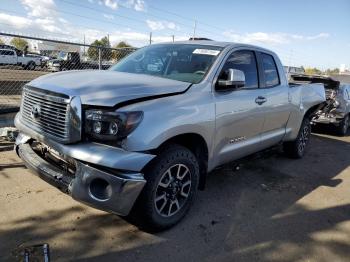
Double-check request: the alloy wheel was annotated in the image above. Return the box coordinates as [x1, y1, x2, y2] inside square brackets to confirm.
[343, 116, 349, 134]
[298, 124, 310, 154]
[154, 164, 192, 217]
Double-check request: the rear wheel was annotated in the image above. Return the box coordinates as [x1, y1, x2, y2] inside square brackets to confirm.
[284, 117, 311, 158]
[336, 115, 349, 136]
[26, 61, 36, 70]
[130, 144, 199, 231]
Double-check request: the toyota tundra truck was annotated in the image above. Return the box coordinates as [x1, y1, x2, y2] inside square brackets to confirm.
[14, 41, 326, 230]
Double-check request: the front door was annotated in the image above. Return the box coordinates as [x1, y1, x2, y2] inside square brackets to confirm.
[213, 50, 265, 167]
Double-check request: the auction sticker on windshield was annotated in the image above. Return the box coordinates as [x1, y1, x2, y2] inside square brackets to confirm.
[193, 49, 220, 56]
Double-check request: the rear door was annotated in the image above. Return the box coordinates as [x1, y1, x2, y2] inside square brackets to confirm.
[0, 50, 6, 64]
[0, 50, 15, 64]
[5, 50, 17, 65]
[257, 52, 291, 148]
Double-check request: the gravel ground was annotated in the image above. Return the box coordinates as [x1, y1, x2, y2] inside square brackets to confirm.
[0, 128, 349, 262]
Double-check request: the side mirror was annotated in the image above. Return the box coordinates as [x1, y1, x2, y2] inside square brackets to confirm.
[216, 69, 245, 91]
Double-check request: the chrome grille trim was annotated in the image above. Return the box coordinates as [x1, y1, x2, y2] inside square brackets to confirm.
[19, 86, 79, 143]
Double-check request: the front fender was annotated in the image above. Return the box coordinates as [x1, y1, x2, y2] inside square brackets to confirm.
[121, 92, 216, 153]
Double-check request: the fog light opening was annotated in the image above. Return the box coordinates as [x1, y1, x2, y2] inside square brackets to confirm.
[89, 178, 112, 201]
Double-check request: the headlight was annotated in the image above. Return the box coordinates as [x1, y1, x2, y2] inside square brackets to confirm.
[333, 100, 340, 108]
[85, 110, 143, 141]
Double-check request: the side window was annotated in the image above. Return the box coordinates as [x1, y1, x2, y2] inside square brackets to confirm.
[4, 50, 14, 56]
[219, 50, 259, 89]
[261, 53, 280, 87]
[346, 88, 350, 100]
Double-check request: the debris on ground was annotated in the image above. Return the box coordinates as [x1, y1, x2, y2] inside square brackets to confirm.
[0, 127, 18, 142]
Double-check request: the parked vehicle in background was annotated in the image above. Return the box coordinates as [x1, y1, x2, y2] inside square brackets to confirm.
[15, 41, 326, 230]
[292, 75, 350, 135]
[0, 44, 22, 55]
[284, 66, 305, 80]
[25, 53, 51, 68]
[0, 48, 41, 70]
[47, 51, 110, 71]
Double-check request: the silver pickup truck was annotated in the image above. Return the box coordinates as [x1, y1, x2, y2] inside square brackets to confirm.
[15, 41, 325, 230]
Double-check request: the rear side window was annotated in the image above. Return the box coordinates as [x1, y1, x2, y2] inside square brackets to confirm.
[261, 53, 280, 87]
[219, 50, 259, 88]
[3, 50, 14, 56]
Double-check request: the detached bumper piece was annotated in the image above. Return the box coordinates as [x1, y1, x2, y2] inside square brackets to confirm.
[17, 143, 146, 216]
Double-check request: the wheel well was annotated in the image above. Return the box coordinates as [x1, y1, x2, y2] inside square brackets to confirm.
[305, 103, 323, 119]
[152, 133, 209, 190]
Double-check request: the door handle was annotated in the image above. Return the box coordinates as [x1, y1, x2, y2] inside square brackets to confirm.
[255, 96, 267, 105]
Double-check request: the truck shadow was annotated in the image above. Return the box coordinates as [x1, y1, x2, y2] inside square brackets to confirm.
[1, 134, 349, 261]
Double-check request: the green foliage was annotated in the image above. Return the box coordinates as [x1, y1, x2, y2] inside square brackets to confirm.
[87, 36, 112, 61]
[325, 68, 340, 75]
[114, 41, 132, 48]
[305, 67, 340, 76]
[10, 37, 28, 50]
[112, 41, 134, 60]
[305, 67, 323, 75]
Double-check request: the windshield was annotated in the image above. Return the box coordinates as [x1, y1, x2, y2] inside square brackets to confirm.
[109, 44, 223, 84]
[57, 51, 68, 60]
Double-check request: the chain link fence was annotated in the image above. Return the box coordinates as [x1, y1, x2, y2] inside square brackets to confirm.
[0, 32, 137, 114]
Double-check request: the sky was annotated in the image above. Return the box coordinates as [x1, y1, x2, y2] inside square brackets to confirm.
[0, 0, 349, 69]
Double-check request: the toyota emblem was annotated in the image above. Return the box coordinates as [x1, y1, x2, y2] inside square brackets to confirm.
[30, 104, 41, 120]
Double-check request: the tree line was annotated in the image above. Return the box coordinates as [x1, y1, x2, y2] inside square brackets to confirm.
[304, 67, 340, 75]
[86, 36, 134, 61]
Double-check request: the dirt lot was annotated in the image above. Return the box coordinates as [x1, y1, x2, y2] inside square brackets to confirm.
[0, 129, 349, 262]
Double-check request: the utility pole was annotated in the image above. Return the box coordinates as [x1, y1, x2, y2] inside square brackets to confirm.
[149, 32, 152, 45]
[83, 34, 85, 56]
[287, 49, 293, 79]
[193, 20, 197, 39]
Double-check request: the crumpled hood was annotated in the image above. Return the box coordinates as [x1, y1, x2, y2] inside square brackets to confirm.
[29, 70, 191, 107]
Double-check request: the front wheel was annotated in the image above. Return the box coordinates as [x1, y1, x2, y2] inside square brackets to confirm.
[336, 115, 349, 136]
[26, 61, 36, 70]
[130, 144, 199, 231]
[283, 117, 311, 159]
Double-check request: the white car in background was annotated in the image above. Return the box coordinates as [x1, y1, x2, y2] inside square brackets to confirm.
[284, 66, 305, 80]
[0, 48, 42, 70]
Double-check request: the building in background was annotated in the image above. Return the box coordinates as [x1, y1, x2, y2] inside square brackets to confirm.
[30, 40, 80, 57]
[340, 64, 350, 75]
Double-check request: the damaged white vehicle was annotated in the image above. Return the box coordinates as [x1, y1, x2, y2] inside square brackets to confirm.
[292, 75, 350, 136]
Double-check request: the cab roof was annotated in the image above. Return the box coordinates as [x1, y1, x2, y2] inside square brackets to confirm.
[156, 40, 276, 54]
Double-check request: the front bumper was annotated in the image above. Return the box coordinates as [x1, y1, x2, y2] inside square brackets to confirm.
[16, 140, 147, 216]
[47, 65, 61, 72]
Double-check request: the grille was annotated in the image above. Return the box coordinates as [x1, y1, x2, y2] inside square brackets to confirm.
[21, 86, 70, 141]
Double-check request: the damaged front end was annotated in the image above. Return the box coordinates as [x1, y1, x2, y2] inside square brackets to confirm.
[291, 75, 346, 125]
[14, 85, 156, 216]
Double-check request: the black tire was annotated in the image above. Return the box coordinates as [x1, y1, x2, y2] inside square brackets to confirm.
[336, 115, 349, 136]
[27, 61, 36, 70]
[130, 144, 199, 231]
[283, 117, 311, 159]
